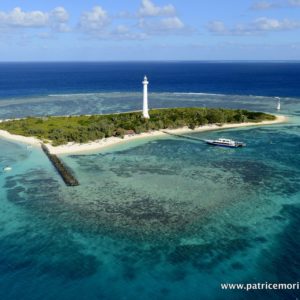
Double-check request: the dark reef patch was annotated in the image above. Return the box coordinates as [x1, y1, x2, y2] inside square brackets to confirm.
[6, 186, 26, 204]
[252, 204, 300, 300]
[253, 236, 267, 243]
[231, 262, 244, 270]
[266, 215, 286, 222]
[212, 159, 300, 197]
[5, 169, 60, 207]
[0, 229, 99, 281]
[40, 252, 99, 280]
[169, 267, 187, 282]
[3, 178, 18, 188]
[122, 265, 137, 281]
[110, 164, 180, 177]
[168, 238, 252, 270]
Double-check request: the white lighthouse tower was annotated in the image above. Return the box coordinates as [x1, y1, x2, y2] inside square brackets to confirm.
[142, 76, 150, 119]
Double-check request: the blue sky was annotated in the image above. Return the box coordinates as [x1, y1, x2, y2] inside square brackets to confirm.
[0, 0, 300, 61]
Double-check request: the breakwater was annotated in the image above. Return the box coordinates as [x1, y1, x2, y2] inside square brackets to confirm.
[41, 144, 79, 186]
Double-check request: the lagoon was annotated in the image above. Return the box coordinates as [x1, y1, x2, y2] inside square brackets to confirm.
[0, 62, 300, 300]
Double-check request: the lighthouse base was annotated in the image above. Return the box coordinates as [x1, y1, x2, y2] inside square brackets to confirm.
[143, 112, 150, 119]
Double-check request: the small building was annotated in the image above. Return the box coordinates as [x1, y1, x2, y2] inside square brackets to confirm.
[126, 130, 135, 136]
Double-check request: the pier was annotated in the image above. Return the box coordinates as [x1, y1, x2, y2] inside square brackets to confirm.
[41, 144, 79, 186]
[162, 131, 205, 143]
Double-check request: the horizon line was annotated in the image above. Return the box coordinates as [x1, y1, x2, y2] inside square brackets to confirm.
[1, 59, 300, 63]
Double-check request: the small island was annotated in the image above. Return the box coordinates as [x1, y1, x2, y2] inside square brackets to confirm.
[0, 107, 282, 154]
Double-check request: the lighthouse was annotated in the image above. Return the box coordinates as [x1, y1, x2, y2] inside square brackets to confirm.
[142, 76, 150, 119]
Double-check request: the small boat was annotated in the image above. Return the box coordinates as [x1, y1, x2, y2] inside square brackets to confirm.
[3, 166, 12, 172]
[205, 138, 246, 148]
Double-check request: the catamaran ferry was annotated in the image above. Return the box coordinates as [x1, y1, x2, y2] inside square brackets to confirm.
[205, 138, 246, 148]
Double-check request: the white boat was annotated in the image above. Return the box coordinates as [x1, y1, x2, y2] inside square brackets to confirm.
[3, 166, 12, 172]
[205, 138, 246, 148]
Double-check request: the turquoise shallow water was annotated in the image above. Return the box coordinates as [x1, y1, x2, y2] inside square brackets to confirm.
[0, 91, 295, 119]
[0, 93, 300, 300]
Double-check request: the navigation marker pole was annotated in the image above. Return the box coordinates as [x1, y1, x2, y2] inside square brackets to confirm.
[276, 97, 281, 111]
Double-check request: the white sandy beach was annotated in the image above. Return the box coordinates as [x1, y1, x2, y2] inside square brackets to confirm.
[0, 115, 287, 155]
[0, 129, 42, 147]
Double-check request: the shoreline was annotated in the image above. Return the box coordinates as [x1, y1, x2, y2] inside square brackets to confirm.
[0, 115, 287, 155]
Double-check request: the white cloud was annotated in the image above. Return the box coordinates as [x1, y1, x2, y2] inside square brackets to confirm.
[250, 0, 300, 9]
[78, 2, 189, 39]
[110, 25, 147, 40]
[50, 7, 70, 32]
[113, 25, 130, 34]
[139, 16, 186, 34]
[138, 0, 176, 17]
[288, 0, 300, 5]
[0, 7, 70, 32]
[115, 11, 135, 19]
[207, 17, 300, 35]
[0, 7, 69, 32]
[54, 23, 70, 33]
[0, 2, 190, 40]
[207, 21, 227, 34]
[252, 17, 300, 30]
[160, 17, 184, 29]
[250, 1, 279, 10]
[136, 0, 187, 35]
[50, 7, 69, 23]
[0, 7, 48, 27]
[79, 6, 110, 32]
[78, 7, 147, 40]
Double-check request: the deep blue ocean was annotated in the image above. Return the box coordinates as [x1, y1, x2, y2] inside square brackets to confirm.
[1, 62, 300, 99]
[0, 62, 300, 300]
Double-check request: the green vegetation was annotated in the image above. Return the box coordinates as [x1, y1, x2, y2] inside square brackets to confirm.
[0, 108, 275, 146]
